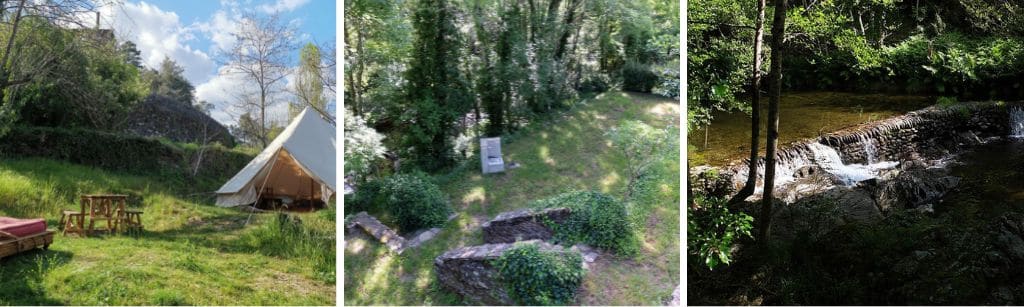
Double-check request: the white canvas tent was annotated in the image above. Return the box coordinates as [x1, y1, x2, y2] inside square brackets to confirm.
[215, 107, 337, 207]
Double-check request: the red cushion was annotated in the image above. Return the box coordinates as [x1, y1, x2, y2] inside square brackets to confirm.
[0, 217, 47, 237]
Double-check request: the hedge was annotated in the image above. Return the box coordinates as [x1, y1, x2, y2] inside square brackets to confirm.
[0, 126, 252, 180]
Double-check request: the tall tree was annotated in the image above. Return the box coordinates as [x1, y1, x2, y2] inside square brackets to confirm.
[401, 0, 473, 171]
[759, 0, 787, 245]
[293, 42, 328, 118]
[730, 0, 767, 204]
[118, 40, 143, 69]
[222, 12, 296, 148]
[0, 0, 106, 136]
[146, 56, 195, 105]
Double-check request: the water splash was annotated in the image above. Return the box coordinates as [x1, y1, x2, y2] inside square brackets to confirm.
[863, 136, 878, 164]
[1011, 106, 1024, 137]
[755, 142, 898, 196]
[807, 143, 897, 186]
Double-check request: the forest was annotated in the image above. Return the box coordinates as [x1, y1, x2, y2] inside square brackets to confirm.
[344, 0, 680, 305]
[688, 0, 1024, 305]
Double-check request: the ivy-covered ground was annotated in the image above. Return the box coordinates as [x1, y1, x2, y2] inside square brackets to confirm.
[344, 91, 681, 305]
[0, 158, 336, 305]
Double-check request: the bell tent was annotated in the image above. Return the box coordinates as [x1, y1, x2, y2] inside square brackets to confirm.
[215, 107, 336, 208]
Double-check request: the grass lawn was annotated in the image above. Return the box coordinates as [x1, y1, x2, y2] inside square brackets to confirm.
[0, 158, 336, 305]
[344, 91, 681, 305]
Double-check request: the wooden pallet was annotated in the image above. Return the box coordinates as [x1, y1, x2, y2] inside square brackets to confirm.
[0, 229, 55, 260]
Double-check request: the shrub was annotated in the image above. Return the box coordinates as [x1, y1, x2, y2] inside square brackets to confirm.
[578, 74, 611, 93]
[344, 108, 386, 181]
[606, 120, 674, 201]
[687, 194, 753, 270]
[344, 179, 384, 216]
[495, 243, 584, 305]
[0, 126, 252, 180]
[379, 173, 452, 232]
[532, 191, 640, 256]
[621, 61, 659, 93]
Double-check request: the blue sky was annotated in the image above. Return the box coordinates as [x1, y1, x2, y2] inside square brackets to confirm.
[100, 0, 337, 125]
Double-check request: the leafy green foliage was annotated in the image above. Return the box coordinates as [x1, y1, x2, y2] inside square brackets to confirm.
[142, 57, 195, 106]
[401, 0, 473, 171]
[376, 173, 452, 232]
[15, 19, 148, 130]
[532, 191, 640, 256]
[606, 120, 675, 200]
[687, 194, 753, 270]
[496, 243, 585, 306]
[344, 108, 386, 182]
[621, 61, 659, 93]
[0, 126, 251, 179]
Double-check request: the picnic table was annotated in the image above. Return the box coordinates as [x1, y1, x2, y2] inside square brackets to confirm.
[60, 194, 143, 236]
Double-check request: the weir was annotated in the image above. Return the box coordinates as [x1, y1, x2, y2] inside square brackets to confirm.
[698, 102, 1017, 203]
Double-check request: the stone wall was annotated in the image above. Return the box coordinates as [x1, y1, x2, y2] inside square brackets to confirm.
[719, 102, 1014, 194]
[433, 240, 573, 305]
[481, 207, 572, 244]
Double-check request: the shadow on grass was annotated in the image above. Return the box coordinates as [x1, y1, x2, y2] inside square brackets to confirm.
[0, 248, 74, 305]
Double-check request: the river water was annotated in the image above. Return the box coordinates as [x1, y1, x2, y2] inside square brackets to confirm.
[689, 92, 933, 166]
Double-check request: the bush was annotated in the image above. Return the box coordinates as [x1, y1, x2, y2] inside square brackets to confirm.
[495, 243, 584, 305]
[687, 194, 753, 270]
[344, 179, 384, 216]
[379, 173, 452, 232]
[0, 126, 253, 180]
[578, 74, 611, 93]
[621, 61, 659, 93]
[532, 191, 640, 256]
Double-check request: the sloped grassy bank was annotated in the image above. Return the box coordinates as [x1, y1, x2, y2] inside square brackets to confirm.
[345, 91, 680, 305]
[0, 129, 336, 305]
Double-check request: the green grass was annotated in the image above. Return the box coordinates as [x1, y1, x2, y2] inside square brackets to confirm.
[0, 158, 335, 305]
[344, 91, 681, 305]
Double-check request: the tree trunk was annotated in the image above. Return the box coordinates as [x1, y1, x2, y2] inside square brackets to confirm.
[355, 26, 367, 116]
[759, 0, 787, 247]
[0, 0, 25, 95]
[729, 0, 767, 205]
[554, 0, 582, 60]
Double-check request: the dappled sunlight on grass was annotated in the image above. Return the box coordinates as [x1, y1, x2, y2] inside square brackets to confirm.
[648, 102, 680, 118]
[346, 237, 368, 254]
[415, 267, 432, 289]
[461, 186, 486, 205]
[600, 172, 620, 194]
[539, 145, 557, 166]
[345, 91, 679, 305]
[362, 253, 398, 297]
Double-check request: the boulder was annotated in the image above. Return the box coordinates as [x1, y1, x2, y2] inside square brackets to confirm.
[434, 240, 573, 305]
[689, 165, 736, 198]
[482, 207, 571, 244]
[874, 167, 959, 212]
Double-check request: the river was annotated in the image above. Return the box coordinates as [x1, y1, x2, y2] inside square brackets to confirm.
[688, 92, 933, 166]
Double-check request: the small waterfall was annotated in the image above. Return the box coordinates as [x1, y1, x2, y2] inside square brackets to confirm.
[1011, 106, 1024, 137]
[806, 143, 897, 186]
[863, 136, 878, 164]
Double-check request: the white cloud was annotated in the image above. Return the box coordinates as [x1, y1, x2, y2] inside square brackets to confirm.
[102, 1, 216, 83]
[258, 0, 311, 13]
[196, 66, 295, 126]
